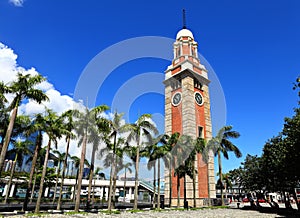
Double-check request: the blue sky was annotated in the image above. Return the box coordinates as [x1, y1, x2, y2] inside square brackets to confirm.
[1, 0, 300, 176]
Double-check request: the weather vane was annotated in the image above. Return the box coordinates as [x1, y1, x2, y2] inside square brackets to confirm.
[182, 9, 187, 29]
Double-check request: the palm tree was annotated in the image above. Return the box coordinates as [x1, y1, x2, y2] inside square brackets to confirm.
[0, 73, 48, 176]
[35, 109, 64, 213]
[100, 112, 126, 211]
[160, 132, 180, 208]
[23, 113, 46, 211]
[57, 110, 76, 210]
[216, 172, 232, 200]
[70, 155, 80, 202]
[123, 114, 158, 210]
[4, 139, 32, 203]
[87, 132, 101, 209]
[100, 137, 125, 210]
[146, 134, 169, 209]
[86, 112, 109, 209]
[146, 143, 158, 209]
[52, 150, 66, 203]
[173, 135, 195, 208]
[190, 137, 206, 207]
[120, 162, 132, 203]
[73, 105, 109, 212]
[207, 126, 242, 206]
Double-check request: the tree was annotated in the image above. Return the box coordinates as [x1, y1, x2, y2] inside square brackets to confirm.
[207, 126, 242, 206]
[35, 109, 64, 213]
[173, 135, 196, 208]
[73, 105, 109, 212]
[161, 132, 180, 207]
[57, 110, 76, 210]
[146, 134, 170, 209]
[86, 110, 109, 209]
[123, 114, 158, 210]
[103, 112, 126, 211]
[4, 139, 32, 203]
[23, 113, 45, 211]
[100, 137, 125, 210]
[0, 73, 48, 176]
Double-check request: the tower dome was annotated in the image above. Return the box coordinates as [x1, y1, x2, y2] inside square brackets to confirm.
[176, 28, 194, 40]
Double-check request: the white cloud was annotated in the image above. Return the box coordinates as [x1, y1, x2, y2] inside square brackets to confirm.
[0, 42, 154, 179]
[9, 0, 24, 7]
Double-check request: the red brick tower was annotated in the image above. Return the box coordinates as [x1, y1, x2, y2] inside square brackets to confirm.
[164, 27, 216, 207]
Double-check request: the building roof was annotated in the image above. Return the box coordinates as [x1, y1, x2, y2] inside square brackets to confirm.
[176, 28, 194, 40]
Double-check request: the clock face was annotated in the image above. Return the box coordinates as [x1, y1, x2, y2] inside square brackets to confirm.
[172, 92, 182, 106]
[195, 92, 203, 106]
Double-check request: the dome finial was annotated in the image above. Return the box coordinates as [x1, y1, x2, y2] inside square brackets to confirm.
[182, 9, 187, 29]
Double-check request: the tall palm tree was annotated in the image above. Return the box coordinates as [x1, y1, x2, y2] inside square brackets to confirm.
[73, 105, 109, 212]
[123, 114, 158, 210]
[207, 126, 242, 206]
[57, 110, 76, 210]
[160, 132, 180, 208]
[101, 112, 126, 211]
[173, 135, 195, 208]
[4, 139, 32, 203]
[86, 112, 109, 209]
[35, 109, 64, 213]
[22, 113, 46, 211]
[216, 172, 232, 200]
[0, 73, 48, 176]
[190, 137, 206, 207]
[146, 134, 169, 209]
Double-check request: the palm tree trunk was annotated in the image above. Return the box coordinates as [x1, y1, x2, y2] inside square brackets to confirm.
[87, 144, 96, 209]
[57, 137, 71, 210]
[112, 156, 118, 209]
[107, 144, 116, 210]
[192, 159, 196, 208]
[224, 183, 227, 199]
[30, 172, 37, 203]
[177, 175, 180, 208]
[75, 133, 88, 212]
[72, 169, 79, 202]
[123, 169, 127, 204]
[184, 175, 187, 209]
[218, 151, 224, 206]
[92, 178, 95, 204]
[4, 158, 17, 203]
[52, 162, 61, 203]
[133, 140, 140, 210]
[35, 139, 51, 213]
[107, 160, 114, 210]
[23, 132, 41, 211]
[157, 158, 161, 209]
[169, 158, 172, 207]
[152, 160, 156, 208]
[0, 107, 18, 176]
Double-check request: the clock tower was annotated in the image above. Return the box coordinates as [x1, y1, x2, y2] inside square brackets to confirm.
[164, 27, 216, 206]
